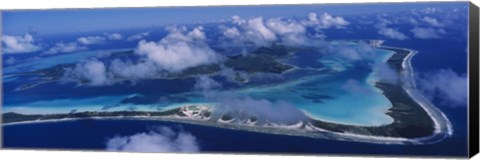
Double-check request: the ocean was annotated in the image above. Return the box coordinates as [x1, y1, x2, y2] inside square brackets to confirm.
[2, 12, 469, 156]
[2, 119, 466, 157]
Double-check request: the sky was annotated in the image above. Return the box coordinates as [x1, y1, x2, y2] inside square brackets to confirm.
[1, 2, 467, 35]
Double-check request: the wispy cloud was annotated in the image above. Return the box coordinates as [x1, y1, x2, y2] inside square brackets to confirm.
[44, 42, 87, 55]
[377, 27, 408, 40]
[203, 91, 307, 123]
[44, 33, 124, 55]
[341, 79, 374, 95]
[410, 27, 444, 39]
[1, 34, 42, 54]
[422, 16, 444, 27]
[319, 42, 376, 62]
[373, 15, 409, 40]
[77, 36, 106, 45]
[194, 76, 222, 90]
[305, 12, 350, 29]
[106, 126, 200, 153]
[127, 31, 150, 41]
[104, 33, 124, 40]
[372, 62, 399, 84]
[421, 7, 441, 14]
[417, 69, 467, 107]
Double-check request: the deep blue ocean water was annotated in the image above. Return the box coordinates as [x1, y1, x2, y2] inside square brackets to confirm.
[1, 119, 467, 157]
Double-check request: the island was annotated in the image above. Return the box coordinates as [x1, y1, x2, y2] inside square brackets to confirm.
[2, 41, 452, 144]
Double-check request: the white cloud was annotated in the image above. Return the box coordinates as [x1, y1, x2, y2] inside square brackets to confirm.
[372, 62, 399, 84]
[45, 33, 122, 55]
[219, 66, 249, 83]
[318, 13, 350, 29]
[105, 33, 124, 40]
[63, 26, 222, 86]
[308, 12, 318, 23]
[187, 26, 206, 40]
[106, 126, 200, 153]
[135, 40, 218, 73]
[194, 76, 222, 90]
[224, 15, 311, 46]
[422, 16, 444, 27]
[226, 16, 275, 46]
[224, 16, 278, 46]
[377, 27, 408, 40]
[64, 57, 158, 86]
[410, 27, 443, 39]
[44, 42, 87, 55]
[374, 16, 408, 40]
[305, 12, 350, 29]
[1, 34, 42, 54]
[205, 92, 307, 123]
[266, 18, 305, 35]
[77, 36, 106, 45]
[309, 33, 327, 39]
[409, 18, 419, 25]
[281, 33, 307, 46]
[246, 17, 277, 42]
[231, 15, 246, 25]
[222, 27, 241, 39]
[421, 7, 440, 14]
[418, 69, 467, 107]
[336, 47, 363, 61]
[127, 31, 150, 41]
[266, 18, 307, 45]
[222, 13, 346, 47]
[320, 42, 376, 62]
[223, 13, 345, 46]
[135, 26, 222, 73]
[63, 58, 113, 86]
[375, 17, 393, 28]
[108, 59, 158, 81]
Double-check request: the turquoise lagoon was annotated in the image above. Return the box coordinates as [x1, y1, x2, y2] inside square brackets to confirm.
[2, 42, 397, 127]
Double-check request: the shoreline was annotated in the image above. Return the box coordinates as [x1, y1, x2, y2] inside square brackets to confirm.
[395, 46, 453, 142]
[2, 44, 451, 145]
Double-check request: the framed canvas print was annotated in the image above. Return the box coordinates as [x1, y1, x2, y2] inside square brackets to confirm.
[1, 1, 479, 159]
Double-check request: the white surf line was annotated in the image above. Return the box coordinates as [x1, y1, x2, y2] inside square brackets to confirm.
[300, 46, 452, 145]
[304, 122, 415, 145]
[383, 46, 453, 143]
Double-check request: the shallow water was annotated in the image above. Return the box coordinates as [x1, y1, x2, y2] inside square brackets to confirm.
[3, 42, 396, 126]
[3, 49, 129, 74]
